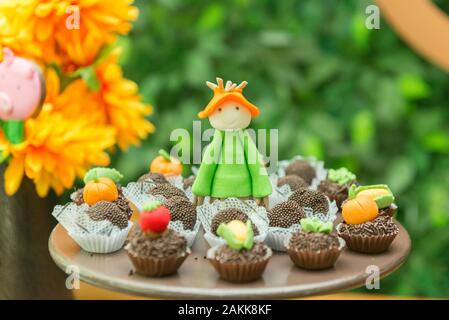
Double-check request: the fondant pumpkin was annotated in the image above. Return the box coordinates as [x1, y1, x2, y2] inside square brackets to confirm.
[83, 177, 119, 206]
[150, 149, 182, 176]
[342, 195, 379, 225]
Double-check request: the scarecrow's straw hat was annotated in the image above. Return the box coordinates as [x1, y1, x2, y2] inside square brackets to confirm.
[198, 78, 259, 119]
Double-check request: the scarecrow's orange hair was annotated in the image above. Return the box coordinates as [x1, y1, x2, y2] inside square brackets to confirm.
[198, 78, 260, 119]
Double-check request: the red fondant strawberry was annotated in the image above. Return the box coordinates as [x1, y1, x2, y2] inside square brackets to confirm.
[139, 200, 171, 234]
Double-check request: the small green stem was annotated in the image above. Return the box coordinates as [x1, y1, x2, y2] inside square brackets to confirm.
[159, 149, 171, 161]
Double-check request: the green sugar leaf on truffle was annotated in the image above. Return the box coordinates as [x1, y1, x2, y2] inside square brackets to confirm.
[328, 168, 356, 185]
[143, 200, 161, 212]
[300, 217, 333, 234]
[84, 167, 124, 184]
[217, 220, 254, 251]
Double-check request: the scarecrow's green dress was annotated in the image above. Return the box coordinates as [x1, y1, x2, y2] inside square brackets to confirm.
[192, 129, 272, 198]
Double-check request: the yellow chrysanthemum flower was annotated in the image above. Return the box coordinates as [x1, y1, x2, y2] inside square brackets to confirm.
[0, 0, 138, 68]
[51, 49, 155, 150]
[1, 104, 116, 197]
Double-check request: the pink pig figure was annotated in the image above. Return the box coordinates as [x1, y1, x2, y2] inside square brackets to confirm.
[0, 47, 45, 144]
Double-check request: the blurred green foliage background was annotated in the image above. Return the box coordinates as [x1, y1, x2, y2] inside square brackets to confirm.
[113, 0, 449, 297]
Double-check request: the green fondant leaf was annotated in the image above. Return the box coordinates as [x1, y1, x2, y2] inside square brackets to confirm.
[242, 220, 254, 250]
[84, 167, 124, 184]
[217, 223, 243, 250]
[300, 217, 333, 234]
[143, 200, 161, 212]
[328, 167, 356, 185]
[354, 184, 395, 208]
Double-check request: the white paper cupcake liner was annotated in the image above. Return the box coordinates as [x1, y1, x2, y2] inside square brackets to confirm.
[265, 224, 301, 252]
[69, 221, 133, 254]
[276, 155, 327, 190]
[170, 219, 201, 247]
[52, 202, 124, 235]
[120, 187, 200, 247]
[198, 198, 269, 248]
[265, 199, 338, 252]
[123, 177, 194, 207]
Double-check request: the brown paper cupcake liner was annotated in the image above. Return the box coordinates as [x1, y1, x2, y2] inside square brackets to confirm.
[285, 244, 343, 270]
[337, 223, 398, 253]
[127, 248, 190, 277]
[207, 246, 272, 283]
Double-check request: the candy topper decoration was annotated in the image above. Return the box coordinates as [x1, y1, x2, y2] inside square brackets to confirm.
[342, 186, 379, 225]
[150, 149, 183, 176]
[217, 220, 254, 251]
[192, 78, 272, 207]
[300, 218, 333, 234]
[0, 47, 45, 144]
[328, 168, 356, 186]
[351, 184, 395, 209]
[139, 200, 171, 237]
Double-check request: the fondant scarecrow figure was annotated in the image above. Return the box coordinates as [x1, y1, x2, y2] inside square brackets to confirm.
[192, 78, 272, 208]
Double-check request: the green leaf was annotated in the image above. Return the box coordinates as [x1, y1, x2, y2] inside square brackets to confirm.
[80, 67, 100, 91]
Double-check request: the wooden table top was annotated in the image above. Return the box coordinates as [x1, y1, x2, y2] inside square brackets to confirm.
[49, 219, 411, 299]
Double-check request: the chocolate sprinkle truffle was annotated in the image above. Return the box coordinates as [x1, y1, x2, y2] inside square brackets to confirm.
[163, 196, 197, 230]
[285, 160, 316, 185]
[214, 242, 268, 263]
[289, 188, 329, 213]
[289, 231, 340, 251]
[211, 208, 259, 236]
[138, 172, 168, 185]
[317, 180, 350, 210]
[268, 200, 305, 228]
[87, 201, 129, 229]
[338, 216, 398, 236]
[183, 176, 196, 190]
[127, 228, 187, 259]
[277, 175, 309, 191]
[148, 183, 187, 200]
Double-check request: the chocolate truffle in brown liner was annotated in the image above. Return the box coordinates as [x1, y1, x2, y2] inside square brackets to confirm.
[277, 175, 309, 191]
[337, 216, 399, 253]
[126, 228, 189, 277]
[285, 160, 316, 185]
[207, 242, 272, 283]
[317, 180, 352, 210]
[289, 188, 329, 213]
[148, 183, 187, 200]
[183, 176, 196, 190]
[268, 200, 305, 228]
[138, 172, 168, 185]
[285, 231, 342, 270]
[211, 208, 259, 236]
[379, 203, 398, 217]
[163, 196, 197, 230]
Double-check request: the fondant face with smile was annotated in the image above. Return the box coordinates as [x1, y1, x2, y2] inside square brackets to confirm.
[208, 101, 251, 130]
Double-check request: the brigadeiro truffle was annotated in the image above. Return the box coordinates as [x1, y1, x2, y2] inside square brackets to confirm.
[268, 201, 305, 228]
[207, 220, 272, 282]
[289, 188, 329, 213]
[163, 196, 197, 230]
[211, 208, 259, 236]
[277, 175, 308, 192]
[286, 218, 343, 270]
[285, 160, 316, 185]
[338, 188, 399, 253]
[148, 183, 187, 200]
[87, 201, 129, 229]
[126, 201, 189, 277]
[138, 172, 168, 185]
[183, 176, 196, 190]
[318, 168, 357, 210]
